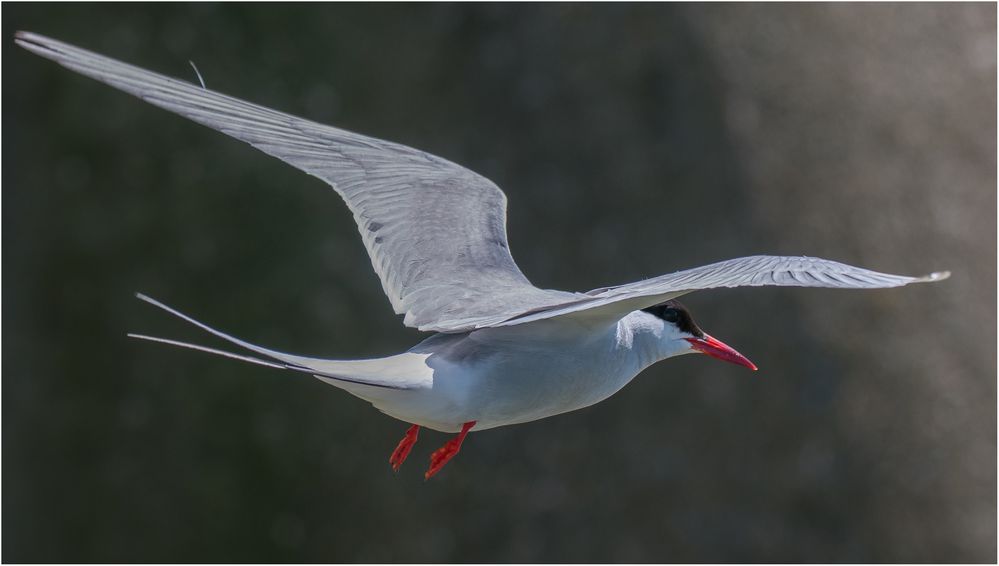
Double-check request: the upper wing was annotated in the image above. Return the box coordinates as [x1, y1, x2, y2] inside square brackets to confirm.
[481, 255, 950, 328]
[17, 35, 949, 334]
[16, 32, 577, 333]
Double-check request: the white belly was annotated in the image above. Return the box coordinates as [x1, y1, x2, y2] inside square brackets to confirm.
[337, 323, 644, 432]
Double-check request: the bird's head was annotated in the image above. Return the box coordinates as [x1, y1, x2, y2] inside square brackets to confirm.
[641, 300, 757, 371]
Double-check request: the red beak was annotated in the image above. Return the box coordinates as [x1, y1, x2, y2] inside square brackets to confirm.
[685, 334, 758, 371]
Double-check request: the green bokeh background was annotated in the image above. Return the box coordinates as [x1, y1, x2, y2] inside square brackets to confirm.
[4, 3, 995, 562]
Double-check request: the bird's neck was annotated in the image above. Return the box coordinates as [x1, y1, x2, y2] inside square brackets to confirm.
[616, 311, 684, 370]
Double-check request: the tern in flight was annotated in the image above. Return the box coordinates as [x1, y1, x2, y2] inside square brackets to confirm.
[17, 32, 949, 479]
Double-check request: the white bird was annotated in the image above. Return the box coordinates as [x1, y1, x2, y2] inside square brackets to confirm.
[17, 32, 950, 479]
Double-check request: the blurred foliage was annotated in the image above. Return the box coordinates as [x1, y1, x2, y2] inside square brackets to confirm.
[4, 3, 995, 562]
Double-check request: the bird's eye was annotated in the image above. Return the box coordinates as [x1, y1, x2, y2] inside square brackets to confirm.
[662, 308, 680, 323]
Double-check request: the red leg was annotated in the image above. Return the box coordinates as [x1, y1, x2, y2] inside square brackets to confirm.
[425, 421, 476, 480]
[389, 424, 420, 472]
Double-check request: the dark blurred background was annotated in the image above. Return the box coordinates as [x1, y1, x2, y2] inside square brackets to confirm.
[4, 4, 995, 563]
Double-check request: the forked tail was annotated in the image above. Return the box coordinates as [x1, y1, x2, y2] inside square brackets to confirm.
[130, 294, 423, 390]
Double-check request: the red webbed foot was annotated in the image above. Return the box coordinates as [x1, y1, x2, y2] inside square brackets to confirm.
[425, 421, 476, 480]
[389, 424, 420, 472]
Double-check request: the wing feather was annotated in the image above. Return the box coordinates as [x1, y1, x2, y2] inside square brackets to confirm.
[16, 32, 575, 333]
[17, 34, 948, 335]
[486, 255, 949, 328]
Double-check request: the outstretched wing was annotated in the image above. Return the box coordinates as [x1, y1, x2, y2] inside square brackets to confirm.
[16, 32, 577, 333]
[481, 255, 949, 328]
[18, 35, 949, 334]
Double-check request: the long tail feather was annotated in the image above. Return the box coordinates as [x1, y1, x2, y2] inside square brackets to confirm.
[130, 294, 415, 390]
[129, 333, 300, 372]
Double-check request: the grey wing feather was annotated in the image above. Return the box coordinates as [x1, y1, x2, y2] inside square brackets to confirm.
[486, 255, 949, 327]
[15, 32, 576, 333]
[17, 35, 948, 334]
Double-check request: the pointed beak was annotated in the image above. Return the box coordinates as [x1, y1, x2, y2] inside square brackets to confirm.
[685, 334, 758, 371]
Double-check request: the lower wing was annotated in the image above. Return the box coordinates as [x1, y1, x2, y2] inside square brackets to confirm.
[484, 255, 949, 329]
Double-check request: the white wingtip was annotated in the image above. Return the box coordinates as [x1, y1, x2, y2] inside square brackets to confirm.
[14, 31, 55, 55]
[918, 271, 951, 283]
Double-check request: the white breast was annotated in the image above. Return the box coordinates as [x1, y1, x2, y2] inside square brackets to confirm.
[345, 317, 649, 432]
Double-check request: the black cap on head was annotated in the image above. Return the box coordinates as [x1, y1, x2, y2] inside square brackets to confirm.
[641, 300, 704, 337]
